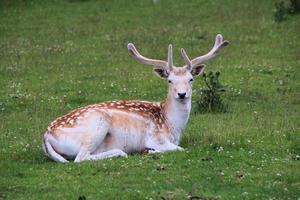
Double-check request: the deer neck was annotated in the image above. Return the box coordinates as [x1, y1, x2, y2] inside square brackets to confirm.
[162, 94, 191, 144]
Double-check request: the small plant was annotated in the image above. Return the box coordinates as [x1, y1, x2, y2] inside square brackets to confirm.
[195, 71, 227, 113]
[274, 1, 287, 22]
[289, 0, 300, 14]
[274, 0, 300, 22]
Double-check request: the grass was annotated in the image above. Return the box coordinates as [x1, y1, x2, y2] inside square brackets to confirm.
[0, 0, 299, 199]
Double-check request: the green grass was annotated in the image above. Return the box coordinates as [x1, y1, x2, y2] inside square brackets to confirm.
[0, 0, 299, 199]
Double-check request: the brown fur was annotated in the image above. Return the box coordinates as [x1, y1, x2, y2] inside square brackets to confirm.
[47, 100, 168, 133]
[172, 67, 188, 76]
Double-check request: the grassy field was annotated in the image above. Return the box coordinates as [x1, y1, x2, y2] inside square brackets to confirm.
[0, 0, 299, 199]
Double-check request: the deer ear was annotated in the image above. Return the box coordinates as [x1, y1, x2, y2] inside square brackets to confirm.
[153, 67, 169, 79]
[191, 64, 206, 76]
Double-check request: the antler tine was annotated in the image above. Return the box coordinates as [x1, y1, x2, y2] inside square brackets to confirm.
[190, 34, 229, 66]
[180, 48, 192, 70]
[167, 44, 173, 71]
[127, 43, 168, 69]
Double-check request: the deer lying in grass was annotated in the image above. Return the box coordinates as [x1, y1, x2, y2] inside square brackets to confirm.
[42, 34, 229, 163]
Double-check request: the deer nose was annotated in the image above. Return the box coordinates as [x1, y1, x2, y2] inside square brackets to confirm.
[178, 92, 186, 99]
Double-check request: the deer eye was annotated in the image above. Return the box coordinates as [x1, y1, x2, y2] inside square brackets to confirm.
[168, 80, 172, 84]
[190, 78, 193, 82]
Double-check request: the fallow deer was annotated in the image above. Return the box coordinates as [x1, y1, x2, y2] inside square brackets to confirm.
[42, 34, 229, 163]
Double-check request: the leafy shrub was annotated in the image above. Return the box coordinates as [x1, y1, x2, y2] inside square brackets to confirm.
[194, 71, 227, 113]
[274, 0, 300, 22]
[289, 0, 300, 14]
[274, 1, 287, 22]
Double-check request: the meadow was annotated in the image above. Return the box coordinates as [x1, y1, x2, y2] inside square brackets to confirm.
[0, 0, 299, 199]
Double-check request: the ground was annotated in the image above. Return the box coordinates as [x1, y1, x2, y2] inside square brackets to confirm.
[0, 0, 299, 199]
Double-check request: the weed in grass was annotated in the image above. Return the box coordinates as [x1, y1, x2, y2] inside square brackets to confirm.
[274, 0, 300, 22]
[194, 71, 227, 113]
[289, 0, 300, 14]
[274, 1, 288, 22]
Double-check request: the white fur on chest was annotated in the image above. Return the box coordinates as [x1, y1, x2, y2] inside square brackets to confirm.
[165, 100, 191, 144]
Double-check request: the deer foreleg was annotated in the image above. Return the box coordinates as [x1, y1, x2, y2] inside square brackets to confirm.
[145, 139, 184, 154]
[74, 149, 127, 162]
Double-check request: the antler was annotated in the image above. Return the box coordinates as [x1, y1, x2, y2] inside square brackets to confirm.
[180, 48, 192, 71]
[167, 44, 173, 71]
[127, 43, 173, 71]
[189, 34, 229, 67]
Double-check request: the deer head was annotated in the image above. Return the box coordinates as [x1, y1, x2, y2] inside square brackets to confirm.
[128, 34, 229, 102]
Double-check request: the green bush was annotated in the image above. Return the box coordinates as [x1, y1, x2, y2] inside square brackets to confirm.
[289, 0, 300, 14]
[274, 1, 287, 22]
[194, 71, 227, 113]
[274, 0, 300, 22]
